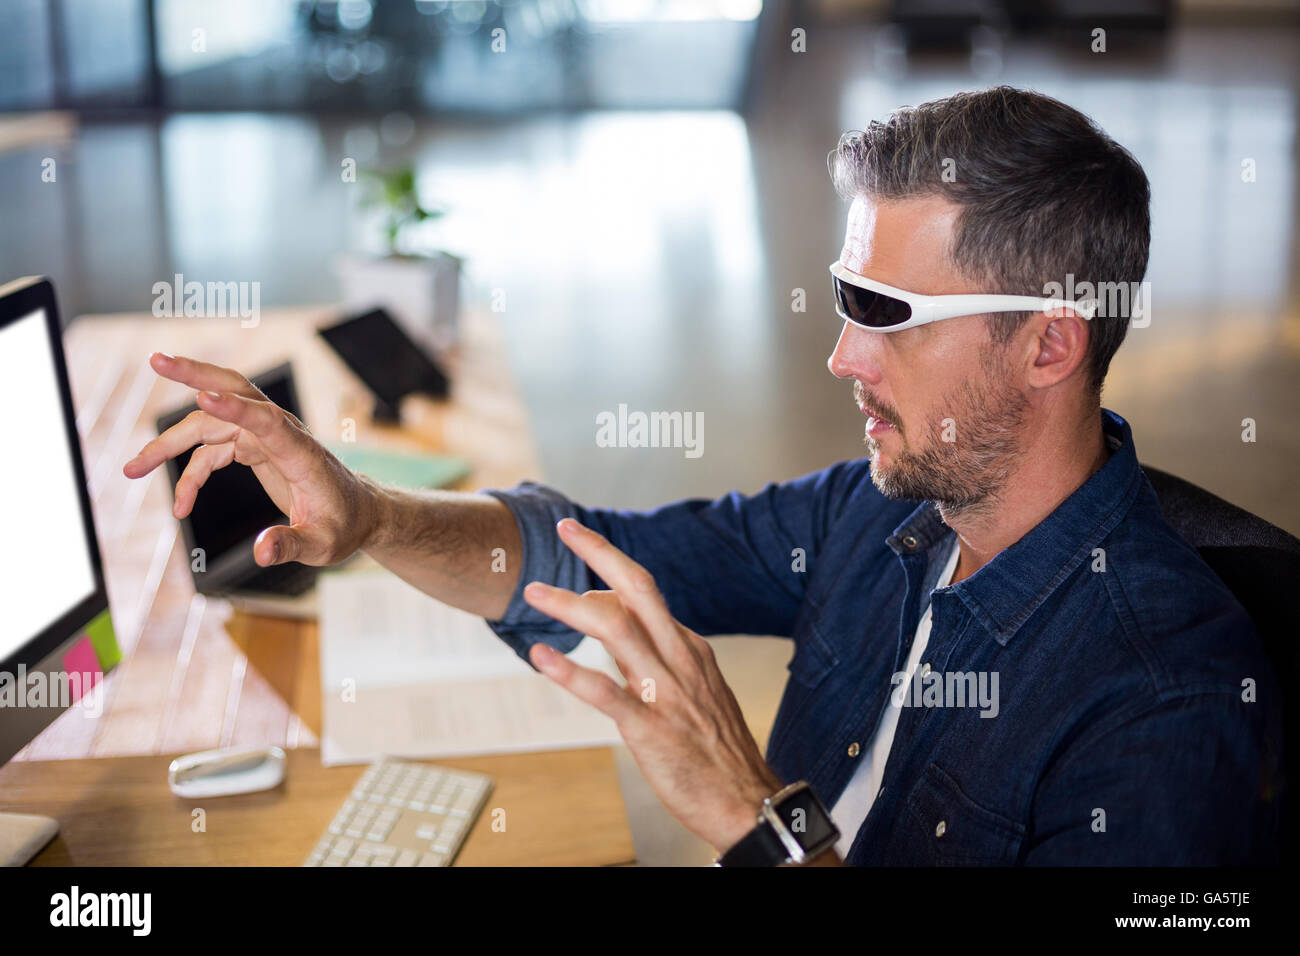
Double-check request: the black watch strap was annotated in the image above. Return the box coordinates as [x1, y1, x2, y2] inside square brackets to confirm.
[716, 816, 790, 867]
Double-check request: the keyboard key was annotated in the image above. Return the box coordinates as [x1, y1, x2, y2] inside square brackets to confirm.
[451, 790, 479, 816]
[395, 849, 419, 867]
[417, 852, 446, 867]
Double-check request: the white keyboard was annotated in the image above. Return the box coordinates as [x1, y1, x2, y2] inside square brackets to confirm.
[304, 758, 493, 867]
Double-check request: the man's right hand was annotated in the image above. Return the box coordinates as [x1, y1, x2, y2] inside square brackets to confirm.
[123, 352, 378, 568]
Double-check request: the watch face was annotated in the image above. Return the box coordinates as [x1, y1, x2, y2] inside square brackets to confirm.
[787, 792, 838, 851]
[771, 783, 839, 859]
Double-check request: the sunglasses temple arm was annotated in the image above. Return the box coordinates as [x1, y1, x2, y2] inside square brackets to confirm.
[929, 296, 1098, 321]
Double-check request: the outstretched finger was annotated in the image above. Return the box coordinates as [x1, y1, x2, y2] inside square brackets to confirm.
[148, 353, 265, 400]
[523, 582, 662, 678]
[528, 642, 641, 726]
[124, 409, 241, 478]
[554, 519, 681, 652]
[172, 442, 237, 518]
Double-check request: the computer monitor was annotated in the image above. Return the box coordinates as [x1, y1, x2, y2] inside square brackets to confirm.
[0, 276, 120, 864]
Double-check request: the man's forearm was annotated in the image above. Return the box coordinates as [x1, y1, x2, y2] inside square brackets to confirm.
[358, 476, 523, 620]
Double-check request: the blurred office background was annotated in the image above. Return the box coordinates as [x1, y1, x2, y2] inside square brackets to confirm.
[2, 0, 1298, 863]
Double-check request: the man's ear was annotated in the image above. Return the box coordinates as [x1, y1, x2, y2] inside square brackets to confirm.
[1027, 309, 1090, 389]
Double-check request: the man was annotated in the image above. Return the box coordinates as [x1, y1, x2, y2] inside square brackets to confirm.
[126, 86, 1281, 865]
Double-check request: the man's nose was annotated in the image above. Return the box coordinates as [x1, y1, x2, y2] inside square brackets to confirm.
[827, 322, 884, 384]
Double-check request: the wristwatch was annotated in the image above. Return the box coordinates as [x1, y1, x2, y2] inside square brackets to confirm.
[715, 781, 840, 866]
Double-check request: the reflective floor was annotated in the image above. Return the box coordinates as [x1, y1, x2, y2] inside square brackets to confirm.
[2, 15, 1297, 864]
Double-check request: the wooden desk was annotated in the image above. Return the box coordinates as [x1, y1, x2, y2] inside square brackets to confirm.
[0, 747, 635, 866]
[2, 305, 636, 865]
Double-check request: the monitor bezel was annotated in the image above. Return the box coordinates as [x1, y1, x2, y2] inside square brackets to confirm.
[0, 277, 111, 681]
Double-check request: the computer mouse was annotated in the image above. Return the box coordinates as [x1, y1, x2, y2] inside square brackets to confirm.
[167, 745, 287, 798]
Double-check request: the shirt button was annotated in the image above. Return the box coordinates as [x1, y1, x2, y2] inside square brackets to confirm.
[935, 820, 947, 838]
[847, 742, 860, 758]
[902, 535, 918, 548]
[920, 662, 931, 678]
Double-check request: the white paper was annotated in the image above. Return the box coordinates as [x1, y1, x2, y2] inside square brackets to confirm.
[318, 567, 622, 765]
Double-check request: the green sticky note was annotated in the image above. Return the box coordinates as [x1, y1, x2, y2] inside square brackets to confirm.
[85, 609, 121, 671]
[328, 445, 472, 490]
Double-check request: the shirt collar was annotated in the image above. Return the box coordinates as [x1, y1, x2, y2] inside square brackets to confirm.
[884, 408, 1143, 646]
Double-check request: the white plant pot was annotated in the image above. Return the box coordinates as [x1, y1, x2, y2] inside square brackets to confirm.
[332, 251, 462, 354]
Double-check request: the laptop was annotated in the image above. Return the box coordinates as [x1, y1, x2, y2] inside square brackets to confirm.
[155, 362, 320, 617]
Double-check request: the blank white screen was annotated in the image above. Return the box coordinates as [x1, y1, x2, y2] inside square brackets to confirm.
[0, 309, 96, 660]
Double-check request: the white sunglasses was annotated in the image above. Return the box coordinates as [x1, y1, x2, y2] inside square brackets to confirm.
[829, 261, 1097, 333]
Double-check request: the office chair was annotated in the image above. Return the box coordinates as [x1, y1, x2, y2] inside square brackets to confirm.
[1141, 465, 1297, 864]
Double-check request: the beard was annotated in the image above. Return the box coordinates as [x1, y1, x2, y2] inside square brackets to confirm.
[858, 345, 1029, 520]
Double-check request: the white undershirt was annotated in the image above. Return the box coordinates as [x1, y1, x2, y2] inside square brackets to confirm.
[830, 536, 961, 858]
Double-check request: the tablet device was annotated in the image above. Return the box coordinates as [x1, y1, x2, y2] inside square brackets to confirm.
[318, 308, 450, 420]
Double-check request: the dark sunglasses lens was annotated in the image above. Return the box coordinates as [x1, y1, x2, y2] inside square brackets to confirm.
[833, 276, 912, 328]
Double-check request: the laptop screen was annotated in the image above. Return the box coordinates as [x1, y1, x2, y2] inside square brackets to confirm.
[156, 367, 298, 570]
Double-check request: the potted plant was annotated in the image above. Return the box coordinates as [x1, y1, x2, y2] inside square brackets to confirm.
[333, 164, 463, 353]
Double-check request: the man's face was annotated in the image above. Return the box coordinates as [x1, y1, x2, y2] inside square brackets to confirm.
[827, 194, 1030, 516]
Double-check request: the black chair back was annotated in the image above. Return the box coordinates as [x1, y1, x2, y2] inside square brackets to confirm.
[1142, 465, 1296, 863]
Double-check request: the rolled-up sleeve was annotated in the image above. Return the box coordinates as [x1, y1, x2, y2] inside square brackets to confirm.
[481, 463, 864, 664]
[481, 482, 597, 660]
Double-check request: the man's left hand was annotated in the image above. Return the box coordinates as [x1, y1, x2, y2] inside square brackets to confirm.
[523, 518, 784, 854]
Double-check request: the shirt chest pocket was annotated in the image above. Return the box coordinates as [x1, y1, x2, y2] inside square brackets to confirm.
[902, 763, 1025, 866]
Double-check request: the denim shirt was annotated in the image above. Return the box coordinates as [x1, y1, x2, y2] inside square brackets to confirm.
[484, 409, 1283, 865]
